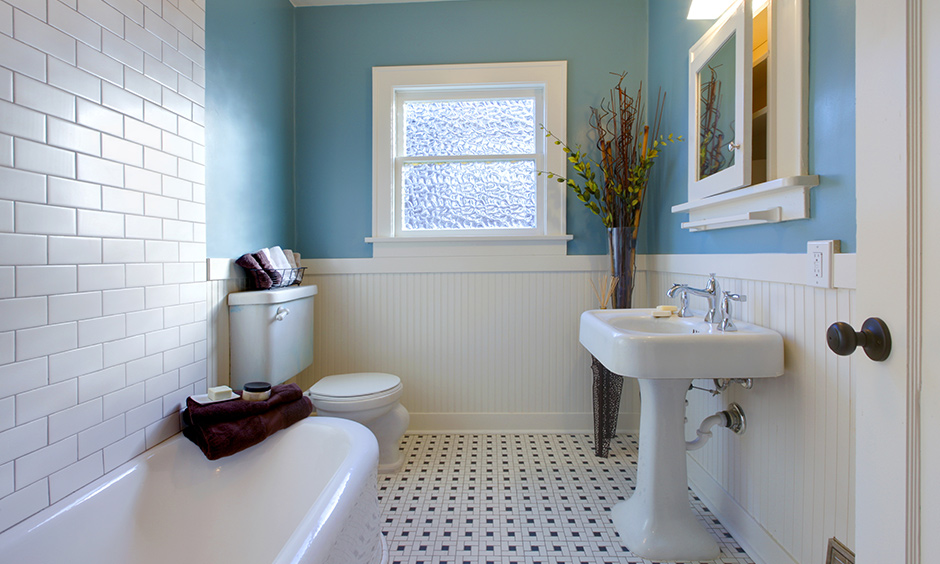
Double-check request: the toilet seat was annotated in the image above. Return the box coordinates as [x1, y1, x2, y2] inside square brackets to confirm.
[308, 373, 402, 412]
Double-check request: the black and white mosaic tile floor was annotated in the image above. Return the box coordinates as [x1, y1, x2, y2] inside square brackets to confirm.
[378, 433, 755, 564]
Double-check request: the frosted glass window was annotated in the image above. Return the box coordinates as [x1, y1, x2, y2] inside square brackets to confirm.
[402, 161, 537, 230]
[404, 99, 536, 157]
[372, 61, 568, 246]
[399, 95, 539, 233]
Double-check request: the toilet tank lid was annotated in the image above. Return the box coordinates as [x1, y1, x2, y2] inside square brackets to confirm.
[228, 284, 318, 306]
[309, 373, 401, 398]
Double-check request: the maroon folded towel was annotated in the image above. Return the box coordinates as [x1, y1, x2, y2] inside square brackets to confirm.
[184, 383, 305, 427]
[235, 253, 272, 290]
[252, 251, 283, 286]
[183, 396, 313, 460]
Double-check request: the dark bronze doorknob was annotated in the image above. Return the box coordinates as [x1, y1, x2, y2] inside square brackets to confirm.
[826, 318, 891, 361]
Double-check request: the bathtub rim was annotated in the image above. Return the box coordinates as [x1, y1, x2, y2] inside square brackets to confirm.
[0, 416, 381, 564]
[274, 416, 381, 563]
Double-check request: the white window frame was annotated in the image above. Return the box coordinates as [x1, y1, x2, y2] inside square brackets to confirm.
[370, 61, 571, 257]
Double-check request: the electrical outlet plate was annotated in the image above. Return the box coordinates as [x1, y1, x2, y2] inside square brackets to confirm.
[807, 240, 840, 288]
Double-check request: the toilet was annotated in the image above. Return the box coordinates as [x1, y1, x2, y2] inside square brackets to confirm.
[307, 373, 410, 474]
[228, 284, 409, 474]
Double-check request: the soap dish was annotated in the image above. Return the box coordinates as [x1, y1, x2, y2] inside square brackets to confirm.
[190, 392, 240, 405]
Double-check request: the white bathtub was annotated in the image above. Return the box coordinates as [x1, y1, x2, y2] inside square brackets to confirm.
[0, 417, 386, 564]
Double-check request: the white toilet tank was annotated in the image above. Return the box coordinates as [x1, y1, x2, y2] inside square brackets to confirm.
[227, 285, 317, 390]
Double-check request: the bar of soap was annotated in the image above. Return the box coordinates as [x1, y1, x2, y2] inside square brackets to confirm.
[208, 385, 233, 401]
[656, 305, 678, 312]
[651, 310, 672, 318]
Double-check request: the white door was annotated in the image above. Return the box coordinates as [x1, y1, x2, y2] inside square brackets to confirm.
[855, 0, 937, 562]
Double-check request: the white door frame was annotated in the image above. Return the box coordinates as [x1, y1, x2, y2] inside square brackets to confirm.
[855, 0, 929, 562]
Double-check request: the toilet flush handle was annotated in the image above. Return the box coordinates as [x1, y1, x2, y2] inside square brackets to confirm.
[275, 307, 290, 321]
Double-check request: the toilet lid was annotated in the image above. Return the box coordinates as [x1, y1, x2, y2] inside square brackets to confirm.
[308, 372, 401, 399]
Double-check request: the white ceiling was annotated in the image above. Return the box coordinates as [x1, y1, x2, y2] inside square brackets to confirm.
[290, 0, 463, 6]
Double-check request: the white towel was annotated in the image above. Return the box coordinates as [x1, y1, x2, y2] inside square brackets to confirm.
[281, 249, 298, 285]
[268, 246, 295, 284]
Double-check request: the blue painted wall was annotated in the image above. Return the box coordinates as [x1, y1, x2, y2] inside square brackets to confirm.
[642, 0, 857, 254]
[206, 0, 296, 258]
[293, 0, 648, 258]
[205, 0, 855, 258]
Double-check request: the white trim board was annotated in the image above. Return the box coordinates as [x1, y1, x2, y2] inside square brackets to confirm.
[208, 253, 856, 288]
[687, 456, 799, 564]
[640, 253, 856, 289]
[405, 412, 640, 434]
[209, 254, 609, 279]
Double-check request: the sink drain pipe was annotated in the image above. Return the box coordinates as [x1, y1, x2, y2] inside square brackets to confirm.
[686, 403, 747, 451]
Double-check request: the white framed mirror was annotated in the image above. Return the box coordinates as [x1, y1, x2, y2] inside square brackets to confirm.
[687, 0, 752, 201]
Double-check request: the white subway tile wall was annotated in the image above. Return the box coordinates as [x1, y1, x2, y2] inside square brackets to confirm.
[0, 0, 206, 533]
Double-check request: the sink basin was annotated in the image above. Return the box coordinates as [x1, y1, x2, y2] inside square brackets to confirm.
[579, 308, 785, 560]
[579, 308, 784, 379]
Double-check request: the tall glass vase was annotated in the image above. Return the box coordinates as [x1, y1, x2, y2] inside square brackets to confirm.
[608, 227, 637, 309]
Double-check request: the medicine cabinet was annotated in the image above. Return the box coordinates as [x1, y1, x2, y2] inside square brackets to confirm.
[673, 0, 819, 232]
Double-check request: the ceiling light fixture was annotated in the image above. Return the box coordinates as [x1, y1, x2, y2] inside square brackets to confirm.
[687, 0, 768, 20]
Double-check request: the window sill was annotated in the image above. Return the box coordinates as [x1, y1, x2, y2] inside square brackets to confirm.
[365, 235, 573, 258]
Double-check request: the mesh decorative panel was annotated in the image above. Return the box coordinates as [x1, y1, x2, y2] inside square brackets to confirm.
[402, 161, 537, 230]
[404, 99, 536, 157]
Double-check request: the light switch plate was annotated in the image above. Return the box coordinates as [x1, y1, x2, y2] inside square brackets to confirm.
[807, 240, 840, 288]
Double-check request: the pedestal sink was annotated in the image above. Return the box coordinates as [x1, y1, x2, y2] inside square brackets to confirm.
[579, 308, 784, 561]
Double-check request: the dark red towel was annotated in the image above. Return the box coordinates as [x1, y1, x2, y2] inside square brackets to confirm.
[183, 396, 313, 460]
[235, 253, 272, 290]
[252, 251, 283, 286]
[184, 383, 305, 427]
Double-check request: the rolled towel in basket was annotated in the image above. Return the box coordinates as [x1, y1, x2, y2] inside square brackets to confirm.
[282, 249, 298, 268]
[183, 395, 313, 460]
[282, 249, 299, 285]
[269, 245, 295, 285]
[235, 253, 272, 290]
[253, 250, 282, 286]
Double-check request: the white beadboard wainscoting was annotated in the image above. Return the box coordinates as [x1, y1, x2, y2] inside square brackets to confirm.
[208, 252, 857, 564]
[208, 255, 643, 432]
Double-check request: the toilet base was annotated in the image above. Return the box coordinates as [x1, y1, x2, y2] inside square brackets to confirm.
[313, 402, 410, 475]
[370, 404, 409, 474]
[377, 451, 405, 474]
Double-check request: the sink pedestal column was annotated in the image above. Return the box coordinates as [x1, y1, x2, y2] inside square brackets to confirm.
[611, 377, 720, 561]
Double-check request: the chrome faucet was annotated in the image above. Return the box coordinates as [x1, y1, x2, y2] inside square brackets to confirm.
[667, 273, 722, 323]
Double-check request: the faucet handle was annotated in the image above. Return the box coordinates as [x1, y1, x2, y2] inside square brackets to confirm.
[723, 291, 746, 303]
[718, 291, 746, 332]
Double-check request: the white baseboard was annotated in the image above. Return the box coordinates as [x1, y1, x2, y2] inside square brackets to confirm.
[406, 411, 640, 434]
[687, 456, 799, 564]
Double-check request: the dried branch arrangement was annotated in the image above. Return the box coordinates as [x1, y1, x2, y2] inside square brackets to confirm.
[541, 72, 682, 236]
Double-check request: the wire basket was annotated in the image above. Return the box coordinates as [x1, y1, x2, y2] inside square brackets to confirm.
[247, 267, 306, 290]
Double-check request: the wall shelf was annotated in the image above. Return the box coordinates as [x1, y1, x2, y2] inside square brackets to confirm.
[672, 175, 819, 232]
